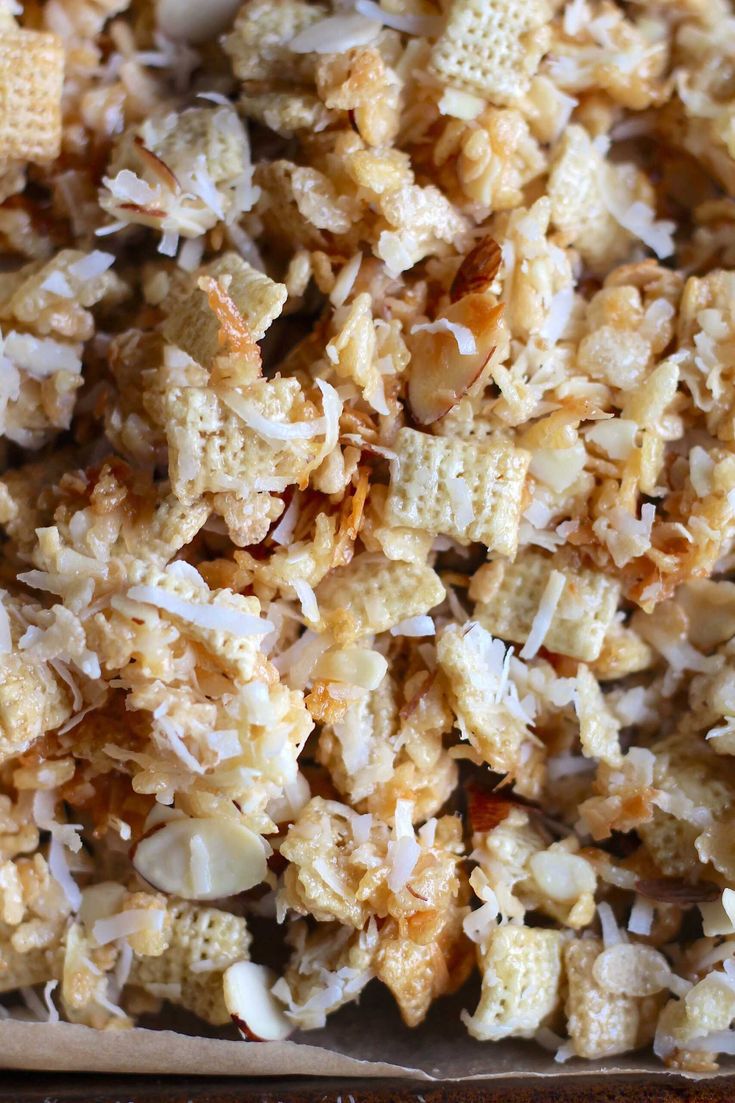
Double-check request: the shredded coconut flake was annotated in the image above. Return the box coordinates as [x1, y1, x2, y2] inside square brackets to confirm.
[447, 476, 474, 530]
[519, 570, 566, 660]
[389, 615, 435, 637]
[293, 579, 320, 623]
[127, 584, 273, 637]
[411, 318, 477, 356]
[48, 833, 82, 913]
[353, 0, 443, 36]
[330, 252, 362, 308]
[93, 908, 165, 946]
[598, 901, 627, 947]
[220, 390, 325, 441]
[68, 251, 115, 280]
[628, 896, 654, 936]
[387, 835, 421, 892]
[41, 271, 73, 298]
[271, 493, 301, 546]
[289, 13, 380, 53]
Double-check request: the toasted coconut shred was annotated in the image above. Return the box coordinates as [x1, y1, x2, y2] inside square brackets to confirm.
[4, 0, 735, 1073]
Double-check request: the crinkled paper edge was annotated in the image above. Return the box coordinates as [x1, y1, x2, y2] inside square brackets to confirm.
[0, 1021, 731, 1081]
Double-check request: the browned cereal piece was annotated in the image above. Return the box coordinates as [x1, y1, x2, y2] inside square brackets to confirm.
[0, 29, 64, 163]
[318, 670, 456, 823]
[565, 938, 661, 1058]
[384, 428, 529, 555]
[130, 901, 251, 1026]
[0, 924, 63, 992]
[430, 0, 551, 105]
[375, 886, 472, 1027]
[464, 925, 564, 1040]
[163, 376, 322, 504]
[163, 252, 287, 366]
[592, 621, 655, 681]
[315, 553, 445, 641]
[0, 598, 72, 765]
[473, 551, 621, 663]
[436, 623, 529, 776]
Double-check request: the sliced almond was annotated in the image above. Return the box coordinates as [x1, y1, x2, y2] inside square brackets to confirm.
[156, 0, 242, 43]
[223, 961, 293, 1042]
[141, 804, 187, 835]
[78, 882, 126, 931]
[133, 817, 267, 901]
[528, 850, 596, 903]
[408, 297, 504, 425]
[450, 237, 501, 302]
[313, 647, 387, 690]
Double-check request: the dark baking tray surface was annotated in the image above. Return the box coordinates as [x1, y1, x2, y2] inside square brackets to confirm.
[2, 1075, 734, 1102]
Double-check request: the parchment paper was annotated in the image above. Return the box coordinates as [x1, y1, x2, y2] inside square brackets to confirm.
[1, 981, 730, 1081]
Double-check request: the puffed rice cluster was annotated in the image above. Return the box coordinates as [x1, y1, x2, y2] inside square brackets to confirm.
[4, 0, 735, 1070]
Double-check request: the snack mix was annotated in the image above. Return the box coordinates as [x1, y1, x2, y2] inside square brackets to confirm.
[5, 0, 735, 1072]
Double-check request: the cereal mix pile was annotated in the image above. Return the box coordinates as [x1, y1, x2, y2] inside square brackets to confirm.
[5, 0, 735, 1070]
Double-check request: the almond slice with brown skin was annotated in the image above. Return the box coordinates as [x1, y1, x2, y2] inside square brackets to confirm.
[133, 816, 267, 901]
[408, 297, 504, 426]
[224, 962, 293, 1042]
[450, 236, 502, 302]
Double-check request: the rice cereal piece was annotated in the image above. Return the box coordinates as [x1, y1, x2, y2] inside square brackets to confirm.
[315, 554, 446, 642]
[470, 807, 545, 923]
[316, 48, 401, 148]
[239, 89, 332, 139]
[127, 495, 211, 565]
[130, 901, 252, 1026]
[279, 797, 381, 928]
[677, 270, 735, 442]
[61, 922, 126, 1029]
[163, 252, 287, 365]
[430, 0, 552, 106]
[0, 250, 121, 341]
[456, 108, 546, 211]
[0, 29, 64, 163]
[473, 551, 621, 662]
[384, 428, 530, 555]
[565, 938, 661, 1059]
[463, 925, 564, 1041]
[280, 799, 464, 936]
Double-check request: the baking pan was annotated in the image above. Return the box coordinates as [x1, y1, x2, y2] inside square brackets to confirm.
[1, 1074, 735, 1102]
